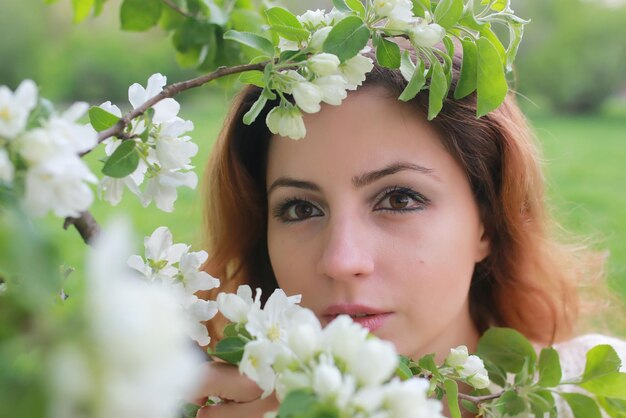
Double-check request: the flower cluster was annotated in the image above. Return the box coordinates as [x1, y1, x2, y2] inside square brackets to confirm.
[98, 74, 199, 212]
[444, 345, 491, 389]
[0, 80, 97, 217]
[215, 285, 444, 418]
[265, 9, 374, 140]
[47, 220, 204, 418]
[128, 226, 220, 345]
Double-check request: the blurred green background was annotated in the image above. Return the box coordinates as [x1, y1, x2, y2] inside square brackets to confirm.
[1, 0, 625, 334]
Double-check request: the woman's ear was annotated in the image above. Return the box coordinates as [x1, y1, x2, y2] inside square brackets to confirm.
[475, 222, 491, 262]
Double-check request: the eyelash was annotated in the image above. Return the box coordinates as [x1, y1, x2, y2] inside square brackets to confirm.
[272, 186, 429, 223]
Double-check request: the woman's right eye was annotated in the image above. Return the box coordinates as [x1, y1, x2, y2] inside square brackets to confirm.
[274, 199, 323, 222]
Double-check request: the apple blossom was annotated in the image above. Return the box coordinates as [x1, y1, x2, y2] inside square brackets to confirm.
[266, 105, 307, 140]
[312, 75, 349, 105]
[308, 53, 341, 77]
[340, 54, 375, 90]
[410, 22, 446, 48]
[297, 9, 327, 29]
[0, 79, 37, 139]
[128, 73, 180, 124]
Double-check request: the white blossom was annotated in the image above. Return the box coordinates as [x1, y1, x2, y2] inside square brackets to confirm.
[245, 288, 301, 343]
[141, 169, 198, 212]
[266, 105, 306, 140]
[154, 117, 197, 170]
[48, 219, 204, 418]
[381, 378, 444, 418]
[458, 355, 490, 389]
[128, 226, 187, 282]
[0, 79, 38, 139]
[240, 339, 284, 397]
[292, 80, 324, 113]
[0, 148, 14, 183]
[313, 75, 349, 105]
[298, 9, 327, 29]
[308, 53, 341, 77]
[340, 54, 374, 90]
[128, 73, 180, 124]
[98, 137, 146, 206]
[278, 37, 300, 52]
[324, 8, 347, 25]
[275, 370, 311, 402]
[22, 155, 96, 218]
[217, 285, 262, 324]
[410, 22, 446, 48]
[346, 338, 398, 386]
[313, 362, 343, 399]
[445, 345, 469, 368]
[309, 26, 333, 50]
[322, 315, 369, 362]
[373, 0, 415, 22]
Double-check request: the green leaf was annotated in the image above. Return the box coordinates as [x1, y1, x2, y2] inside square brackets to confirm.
[396, 356, 413, 380]
[444, 379, 462, 418]
[482, 358, 507, 387]
[454, 38, 477, 99]
[480, 26, 506, 63]
[278, 389, 317, 417]
[529, 390, 557, 417]
[561, 393, 603, 418]
[499, 390, 528, 416]
[346, 0, 366, 16]
[582, 344, 622, 382]
[476, 36, 508, 117]
[417, 352, 442, 379]
[477, 327, 536, 374]
[265, 7, 309, 42]
[413, 0, 431, 16]
[120, 0, 163, 31]
[101, 140, 139, 178]
[505, 19, 524, 72]
[222, 323, 239, 337]
[88, 106, 120, 132]
[581, 372, 626, 399]
[597, 397, 626, 417]
[243, 95, 268, 125]
[239, 70, 265, 88]
[331, 0, 352, 13]
[400, 50, 415, 82]
[537, 347, 562, 387]
[428, 59, 447, 120]
[231, 9, 265, 33]
[375, 36, 401, 69]
[72, 0, 94, 23]
[322, 16, 370, 63]
[461, 399, 479, 414]
[223, 30, 275, 57]
[399, 59, 426, 101]
[489, 0, 509, 12]
[210, 336, 247, 365]
[433, 0, 463, 29]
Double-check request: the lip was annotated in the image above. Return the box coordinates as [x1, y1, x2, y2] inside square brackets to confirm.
[322, 304, 393, 332]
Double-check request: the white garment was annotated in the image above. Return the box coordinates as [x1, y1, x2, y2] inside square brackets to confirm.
[552, 334, 626, 417]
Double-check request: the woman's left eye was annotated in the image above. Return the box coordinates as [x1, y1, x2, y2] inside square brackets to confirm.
[374, 187, 428, 212]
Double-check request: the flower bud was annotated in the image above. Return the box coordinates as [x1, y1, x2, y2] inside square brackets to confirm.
[309, 26, 333, 50]
[467, 370, 491, 389]
[266, 105, 307, 140]
[313, 363, 343, 398]
[445, 345, 469, 368]
[410, 23, 445, 48]
[298, 9, 326, 29]
[292, 81, 323, 113]
[308, 53, 341, 77]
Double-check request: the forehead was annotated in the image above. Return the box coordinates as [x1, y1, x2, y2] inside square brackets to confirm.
[266, 87, 460, 185]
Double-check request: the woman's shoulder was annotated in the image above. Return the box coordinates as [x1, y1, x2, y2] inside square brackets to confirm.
[552, 333, 626, 379]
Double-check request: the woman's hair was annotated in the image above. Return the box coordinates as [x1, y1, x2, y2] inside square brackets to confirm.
[201, 51, 606, 345]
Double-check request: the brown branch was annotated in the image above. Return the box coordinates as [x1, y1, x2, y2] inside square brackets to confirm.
[63, 211, 101, 245]
[161, 0, 195, 18]
[88, 61, 269, 155]
[457, 390, 504, 405]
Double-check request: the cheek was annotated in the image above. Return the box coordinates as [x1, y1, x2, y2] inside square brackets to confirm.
[267, 225, 315, 297]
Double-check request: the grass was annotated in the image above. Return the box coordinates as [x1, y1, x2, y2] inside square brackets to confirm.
[33, 100, 626, 333]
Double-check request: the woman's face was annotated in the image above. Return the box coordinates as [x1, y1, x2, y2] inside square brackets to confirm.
[265, 87, 490, 360]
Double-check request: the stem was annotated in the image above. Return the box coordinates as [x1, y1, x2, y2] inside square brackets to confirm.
[63, 211, 101, 245]
[457, 390, 504, 405]
[161, 0, 195, 18]
[87, 61, 269, 156]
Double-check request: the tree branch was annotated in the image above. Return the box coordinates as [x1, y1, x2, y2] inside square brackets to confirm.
[457, 390, 504, 405]
[87, 61, 268, 156]
[63, 211, 101, 245]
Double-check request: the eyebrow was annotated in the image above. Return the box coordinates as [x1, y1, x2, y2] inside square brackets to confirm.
[267, 161, 439, 196]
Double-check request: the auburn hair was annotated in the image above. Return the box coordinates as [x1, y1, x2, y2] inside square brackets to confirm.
[201, 52, 605, 345]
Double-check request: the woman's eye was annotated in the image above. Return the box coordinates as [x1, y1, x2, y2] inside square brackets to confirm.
[275, 200, 323, 222]
[375, 188, 427, 212]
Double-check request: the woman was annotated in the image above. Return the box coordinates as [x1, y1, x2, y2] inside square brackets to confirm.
[194, 54, 625, 417]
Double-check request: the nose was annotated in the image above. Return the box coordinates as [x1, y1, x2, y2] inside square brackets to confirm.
[315, 215, 375, 281]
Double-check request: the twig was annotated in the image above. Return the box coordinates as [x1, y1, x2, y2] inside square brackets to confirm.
[161, 0, 195, 18]
[457, 390, 504, 404]
[63, 211, 101, 245]
[88, 61, 268, 155]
